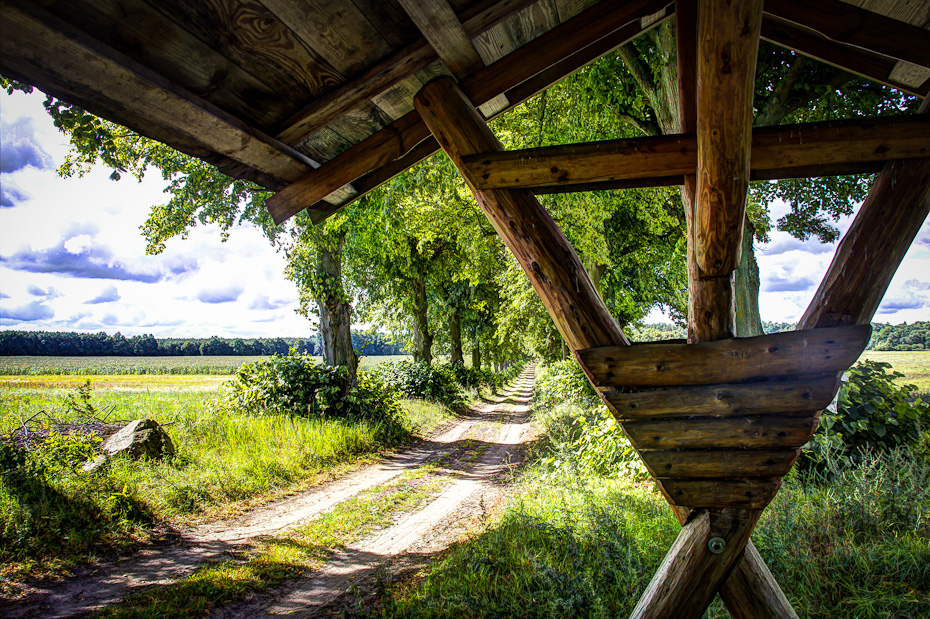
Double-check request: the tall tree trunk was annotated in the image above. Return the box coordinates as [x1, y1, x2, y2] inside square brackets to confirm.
[471, 342, 481, 369]
[411, 276, 433, 365]
[450, 309, 464, 365]
[733, 216, 764, 337]
[316, 237, 359, 389]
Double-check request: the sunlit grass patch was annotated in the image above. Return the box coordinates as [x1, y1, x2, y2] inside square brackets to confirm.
[859, 350, 930, 392]
[92, 467, 446, 619]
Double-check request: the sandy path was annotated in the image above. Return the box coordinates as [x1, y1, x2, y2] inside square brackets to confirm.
[212, 370, 535, 619]
[4, 368, 535, 619]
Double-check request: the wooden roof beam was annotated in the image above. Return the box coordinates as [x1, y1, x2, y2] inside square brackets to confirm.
[764, 0, 930, 72]
[275, 0, 538, 145]
[397, 0, 485, 79]
[266, 0, 673, 224]
[459, 115, 930, 190]
[761, 15, 929, 98]
[0, 0, 314, 189]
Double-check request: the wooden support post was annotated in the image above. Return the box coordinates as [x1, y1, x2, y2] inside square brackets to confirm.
[413, 76, 628, 351]
[630, 509, 761, 619]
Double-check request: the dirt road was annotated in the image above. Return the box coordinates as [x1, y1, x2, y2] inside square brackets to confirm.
[5, 366, 536, 619]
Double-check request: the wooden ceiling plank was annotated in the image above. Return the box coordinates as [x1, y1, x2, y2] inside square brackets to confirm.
[0, 0, 312, 185]
[37, 0, 291, 128]
[151, 0, 343, 100]
[762, 15, 927, 98]
[765, 0, 930, 70]
[348, 0, 420, 49]
[285, 0, 674, 225]
[259, 0, 393, 77]
[398, 0, 485, 79]
[800, 97, 930, 330]
[276, 0, 538, 145]
[460, 115, 930, 189]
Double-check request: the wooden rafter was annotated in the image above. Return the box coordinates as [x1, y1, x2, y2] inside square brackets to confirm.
[0, 0, 314, 189]
[765, 0, 930, 71]
[266, 0, 673, 224]
[458, 115, 930, 191]
[761, 15, 929, 98]
[273, 0, 539, 145]
[398, 0, 485, 79]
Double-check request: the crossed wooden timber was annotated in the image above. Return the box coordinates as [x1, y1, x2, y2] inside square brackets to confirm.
[575, 324, 871, 510]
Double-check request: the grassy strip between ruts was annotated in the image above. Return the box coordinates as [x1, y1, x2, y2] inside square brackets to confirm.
[369, 451, 930, 619]
[91, 466, 448, 619]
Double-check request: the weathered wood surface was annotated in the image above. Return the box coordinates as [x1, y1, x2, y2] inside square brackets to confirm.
[576, 324, 870, 389]
[800, 99, 930, 330]
[660, 479, 782, 509]
[630, 509, 762, 619]
[761, 15, 929, 98]
[268, 0, 671, 224]
[642, 449, 799, 479]
[398, 0, 485, 79]
[694, 0, 763, 276]
[622, 415, 820, 451]
[460, 115, 930, 190]
[765, 0, 930, 71]
[0, 0, 313, 187]
[720, 542, 801, 619]
[604, 375, 840, 419]
[414, 76, 628, 351]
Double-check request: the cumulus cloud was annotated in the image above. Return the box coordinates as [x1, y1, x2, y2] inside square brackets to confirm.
[0, 291, 9, 299]
[0, 117, 53, 173]
[101, 313, 120, 325]
[0, 180, 31, 207]
[905, 279, 930, 291]
[0, 300, 54, 321]
[197, 285, 243, 304]
[27, 284, 60, 298]
[248, 295, 291, 310]
[760, 237, 834, 256]
[86, 285, 121, 304]
[1, 234, 197, 282]
[764, 275, 817, 293]
[878, 295, 927, 313]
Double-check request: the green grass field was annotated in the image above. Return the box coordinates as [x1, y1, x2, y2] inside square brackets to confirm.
[859, 350, 930, 392]
[0, 354, 410, 376]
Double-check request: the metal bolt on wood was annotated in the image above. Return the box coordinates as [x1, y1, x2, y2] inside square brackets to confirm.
[708, 537, 727, 554]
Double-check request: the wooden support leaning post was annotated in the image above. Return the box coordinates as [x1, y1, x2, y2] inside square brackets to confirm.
[413, 76, 629, 351]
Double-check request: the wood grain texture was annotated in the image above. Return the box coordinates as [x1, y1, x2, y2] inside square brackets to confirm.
[630, 509, 762, 619]
[695, 0, 763, 276]
[414, 76, 628, 351]
[762, 15, 927, 98]
[604, 376, 840, 419]
[621, 415, 820, 450]
[643, 449, 799, 479]
[720, 542, 801, 619]
[398, 0, 484, 79]
[800, 98, 930, 330]
[576, 324, 870, 389]
[660, 479, 782, 509]
[460, 115, 930, 190]
[765, 0, 930, 70]
[0, 0, 312, 185]
[269, 0, 670, 223]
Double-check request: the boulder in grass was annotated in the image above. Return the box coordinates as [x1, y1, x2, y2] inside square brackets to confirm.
[83, 419, 175, 473]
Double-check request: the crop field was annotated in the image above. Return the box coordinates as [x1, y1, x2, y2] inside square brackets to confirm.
[0, 354, 410, 377]
[858, 350, 930, 391]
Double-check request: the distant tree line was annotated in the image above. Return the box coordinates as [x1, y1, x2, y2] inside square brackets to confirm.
[628, 321, 795, 342]
[869, 322, 930, 351]
[0, 330, 404, 356]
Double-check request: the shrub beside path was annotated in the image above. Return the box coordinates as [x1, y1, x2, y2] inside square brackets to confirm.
[5, 366, 536, 619]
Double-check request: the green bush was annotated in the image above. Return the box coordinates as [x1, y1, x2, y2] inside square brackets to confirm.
[804, 360, 930, 469]
[534, 359, 598, 410]
[373, 361, 465, 409]
[222, 352, 403, 422]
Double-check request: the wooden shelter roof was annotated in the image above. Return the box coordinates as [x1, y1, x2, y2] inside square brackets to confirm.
[1, 0, 927, 226]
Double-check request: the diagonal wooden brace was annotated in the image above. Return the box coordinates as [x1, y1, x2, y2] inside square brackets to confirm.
[414, 74, 790, 618]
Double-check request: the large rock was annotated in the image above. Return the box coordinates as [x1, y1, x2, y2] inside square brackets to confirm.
[102, 419, 175, 459]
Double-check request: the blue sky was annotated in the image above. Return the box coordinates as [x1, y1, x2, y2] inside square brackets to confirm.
[1, 89, 928, 338]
